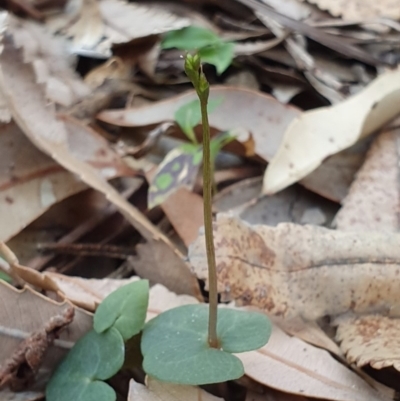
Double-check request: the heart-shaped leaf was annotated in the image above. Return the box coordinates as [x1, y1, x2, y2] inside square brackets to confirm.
[162, 26, 221, 50]
[94, 280, 149, 340]
[46, 328, 124, 401]
[141, 304, 271, 385]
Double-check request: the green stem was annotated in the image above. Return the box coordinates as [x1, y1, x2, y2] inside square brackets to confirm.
[200, 92, 219, 349]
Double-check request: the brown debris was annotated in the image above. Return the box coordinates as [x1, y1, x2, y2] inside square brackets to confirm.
[0, 307, 74, 390]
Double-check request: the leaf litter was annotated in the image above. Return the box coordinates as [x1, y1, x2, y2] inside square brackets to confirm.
[1, 0, 400, 400]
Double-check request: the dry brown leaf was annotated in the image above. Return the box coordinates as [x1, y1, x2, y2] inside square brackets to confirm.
[0, 281, 92, 384]
[7, 14, 90, 106]
[264, 68, 400, 194]
[161, 188, 204, 248]
[0, 39, 201, 298]
[189, 214, 400, 320]
[335, 129, 400, 231]
[0, 118, 132, 242]
[0, 122, 86, 242]
[304, 0, 400, 21]
[239, 325, 389, 401]
[131, 240, 202, 297]
[48, 0, 190, 57]
[0, 307, 74, 390]
[98, 86, 362, 202]
[128, 377, 222, 401]
[98, 86, 301, 162]
[335, 315, 400, 370]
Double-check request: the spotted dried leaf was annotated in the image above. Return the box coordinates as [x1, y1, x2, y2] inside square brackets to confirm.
[303, 0, 400, 20]
[335, 314, 400, 370]
[189, 214, 400, 321]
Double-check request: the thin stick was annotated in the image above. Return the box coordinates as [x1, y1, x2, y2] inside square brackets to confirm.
[199, 77, 219, 349]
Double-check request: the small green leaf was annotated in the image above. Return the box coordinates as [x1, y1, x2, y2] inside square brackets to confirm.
[141, 304, 271, 385]
[46, 328, 124, 401]
[198, 42, 235, 74]
[148, 145, 203, 209]
[162, 26, 220, 50]
[94, 280, 149, 341]
[210, 131, 235, 161]
[0, 270, 12, 283]
[174, 98, 222, 143]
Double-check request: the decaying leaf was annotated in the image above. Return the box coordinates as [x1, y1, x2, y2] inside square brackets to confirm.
[0, 389, 43, 400]
[335, 314, 400, 371]
[128, 377, 222, 401]
[161, 188, 204, 248]
[0, 122, 85, 242]
[7, 14, 90, 106]
[48, 0, 190, 57]
[335, 128, 400, 231]
[189, 214, 400, 321]
[98, 86, 301, 161]
[263, 68, 400, 195]
[0, 38, 201, 299]
[98, 86, 367, 202]
[0, 281, 92, 386]
[0, 119, 132, 242]
[239, 325, 389, 401]
[0, 307, 74, 390]
[303, 0, 400, 21]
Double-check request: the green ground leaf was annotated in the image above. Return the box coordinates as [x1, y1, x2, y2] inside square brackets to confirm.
[174, 98, 222, 144]
[46, 328, 124, 401]
[0, 270, 11, 283]
[148, 145, 203, 209]
[162, 26, 220, 50]
[141, 304, 271, 385]
[93, 280, 149, 341]
[198, 42, 235, 74]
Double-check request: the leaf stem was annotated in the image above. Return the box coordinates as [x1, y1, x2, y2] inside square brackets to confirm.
[199, 84, 219, 349]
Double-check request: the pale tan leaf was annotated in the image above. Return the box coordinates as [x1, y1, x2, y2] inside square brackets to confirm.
[0, 389, 43, 400]
[48, 0, 190, 57]
[7, 15, 90, 106]
[44, 273, 140, 311]
[335, 129, 400, 231]
[335, 315, 400, 370]
[0, 39, 201, 299]
[239, 325, 389, 401]
[128, 377, 222, 401]
[304, 0, 400, 21]
[263, 68, 400, 194]
[0, 281, 92, 381]
[98, 86, 301, 162]
[189, 214, 400, 320]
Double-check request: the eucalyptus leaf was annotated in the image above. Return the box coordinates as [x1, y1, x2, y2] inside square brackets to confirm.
[46, 328, 124, 401]
[141, 304, 271, 385]
[162, 26, 220, 50]
[94, 280, 149, 341]
[175, 98, 223, 144]
[148, 145, 203, 209]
